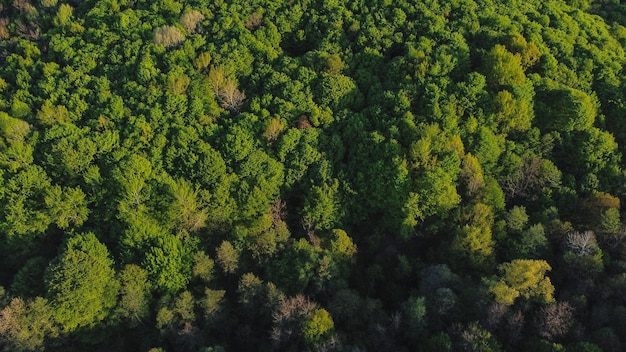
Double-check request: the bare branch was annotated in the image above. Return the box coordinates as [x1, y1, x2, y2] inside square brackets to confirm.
[270, 198, 287, 225]
[179, 10, 204, 34]
[245, 12, 263, 31]
[534, 302, 573, 341]
[565, 230, 598, 256]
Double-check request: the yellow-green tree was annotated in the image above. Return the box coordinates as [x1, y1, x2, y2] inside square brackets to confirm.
[302, 308, 335, 347]
[488, 259, 555, 306]
[483, 44, 526, 87]
[452, 203, 495, 269]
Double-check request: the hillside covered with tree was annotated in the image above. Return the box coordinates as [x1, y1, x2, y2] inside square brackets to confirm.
[1, 0, 626, 350]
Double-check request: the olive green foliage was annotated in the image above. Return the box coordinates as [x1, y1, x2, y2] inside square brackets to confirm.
[116, 264, 151, 326]
[0, 0, 626, 350]
[0, 297, 58, 352]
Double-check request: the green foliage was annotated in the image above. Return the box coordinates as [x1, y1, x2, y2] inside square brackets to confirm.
[569, 342, 603, 352]
[268, 239, 319, 295]
[156, 290, 196, 336]
[168, 178, 208, 234]
[507, 206, 529, 233]
[303, 179, 342, 231]
[536, 85, 596, 132]
[45, 233, 119, 332]
[2, 166, 52, 238]
[503, 206, 548, 258]
[461, 153, 485, 199]
[401, 296, 427, 340]
[10, 257, 48, 298]
[315, 72, 362, 110]
[143, 233, 191, 294]
[1, 0, 626, 349]
[200, 288, 225, 321]
[116, 264, 151, 327]
[216, 240, 239, 275]
[453, 224, 495, 269]
[54, 4, 73, 28]
[424, 332, 453, 352]
[44, 185, 89, 230]
[599, 208, 621, 235]
[483, 44, 526, 87]
[192, 251, 215, 283]
[328, 229, 357, 259]
[0, 113, 30, 147]
[452, 203, 496, 269]
[234, 213, 291, 263]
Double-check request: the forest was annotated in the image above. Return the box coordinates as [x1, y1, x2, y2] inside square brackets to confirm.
[0, 0, 626, 350]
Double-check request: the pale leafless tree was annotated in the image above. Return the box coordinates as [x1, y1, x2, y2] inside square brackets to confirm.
[457, 322, 499, 352]
[154, 25, 185, 48]
[271, 294, 317, 348]
[502, 158, 539, 199]
[0, 298, 24, 341]
[245, 12, 263, 31]
[297, 115, 313, 129]
[534, 301, 573, 341]
[208, 66, 245, 113]
[179, 10, 204, 34]
[15, 20, 40, 40]
[12, 0, 35, 13]
[0, 18, 9, 40]
[460, 153, 484, 198]
[502, 157, 559, 200]
[301, 217, 321, 247]
[270, 198, 287, 225]
[217, 80, 246, 113]
[484, 303, 508, 332]
[565, 230, 598, 256]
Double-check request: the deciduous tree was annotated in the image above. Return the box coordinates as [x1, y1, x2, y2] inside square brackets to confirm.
[488, 259, 555, 306]
[0, 297, 58, 352]
[45, 232, 119, 332]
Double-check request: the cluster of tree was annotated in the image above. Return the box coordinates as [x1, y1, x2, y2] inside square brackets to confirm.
[0, 0, 625, 350]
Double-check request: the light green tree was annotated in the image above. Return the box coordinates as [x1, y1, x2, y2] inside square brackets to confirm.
[3, 166, 52, 238]
[116, 264, 151, 327]
[143, 234, 191, 293]
[216, 241, 239, 275]
[45, 185, 89, 229]
[46, 233, 119, 332]
[168, 179, 208, 234]
[192, 251, 215, 284]
[483, 44, 525, 87]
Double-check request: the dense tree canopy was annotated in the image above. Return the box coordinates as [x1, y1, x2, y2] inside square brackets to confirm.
[0, 0, 626, 350]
